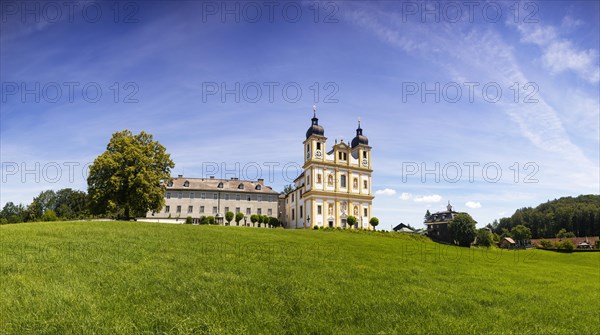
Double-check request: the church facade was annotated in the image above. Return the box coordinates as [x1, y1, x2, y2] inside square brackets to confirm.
[285, 107, 374, 229]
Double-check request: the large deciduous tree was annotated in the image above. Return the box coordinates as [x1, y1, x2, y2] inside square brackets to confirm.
[87, 130, 174, 219]
[449, 213, 477, 247]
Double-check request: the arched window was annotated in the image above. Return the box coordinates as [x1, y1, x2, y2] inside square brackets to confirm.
[328, 174, 334, 187]
[238, 183, 244, 189]
[255, 185, 261, 190]
[183, 180, 190, 187]
[167, 181, 173, 187]
[217, 182, 223, 188]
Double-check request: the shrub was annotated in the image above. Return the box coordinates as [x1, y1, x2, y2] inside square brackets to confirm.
[476, 229, 493, 247]
[557, 240, 575, 252]
[369, 217, 379, 230]
[347, 216, 357, 228]
[235, 212, 244, 226]
[199, 216, 208, 225]
[596, 240, 600, 249]
[207, 216, 215, 225]
[539, 240, 554, 249]
[556, 228, 576, 238]
[225, 211, 234, 226]
[185, 216, 193, 224]
[41, 209, 58, 222]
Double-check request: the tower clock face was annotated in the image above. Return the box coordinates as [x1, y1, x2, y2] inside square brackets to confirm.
[362, 158, 368, 166]
[315, 150, 322, 158]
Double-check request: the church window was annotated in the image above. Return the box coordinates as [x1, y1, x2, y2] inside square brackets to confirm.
[317, 205, 322, 215]
[340, 175, 346, 188]
[317, 142, 321, 150]
[363, 180, 368, 189]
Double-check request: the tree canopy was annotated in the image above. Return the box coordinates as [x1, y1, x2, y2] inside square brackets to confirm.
[87, 130, 174, 219]
[449, 213, 477, 247]
[491, 195, 600, 238]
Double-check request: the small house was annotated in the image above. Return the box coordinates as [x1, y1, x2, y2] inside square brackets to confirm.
[499, 237, 516, 249]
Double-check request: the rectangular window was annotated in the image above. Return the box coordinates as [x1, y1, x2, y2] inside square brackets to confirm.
[225, 194, 229, 200]
[292, 209, 295, 220]
[343, 153, 347, 160]
[363, 180, 368, 189]
[213, 194, 218, 200]
[236, 207, 240, 213]
[225, 207, 229, 213]
[212, 206, 218, 214]
[364, 208, 368, 217]
[292, 194, 295, 202]
[363, 151, 367, 159]
[200, 206, 204, 213]
[317, 174, 322, 184]
[317, 205, 322, 215]
[340, 175, 346, 188]
[300, 206, 303, 218]
[165, 206, 170, 213]
[201, 193, 206, 199]
[176, 205, 181, 213]
[246, 208, 251, 215]
[190, 192, 195, 199]
[188, 206, 193, 213]
[317, 142, 321, 150]
[178, 192, 182, 199]
[166, 192, 171, 199]
[338, 152, 342, 160]
[258, 196, 262, 202]
[268, 209, 272, 216]
[257, 208, 262, 215]
[236, 194, 241, 201]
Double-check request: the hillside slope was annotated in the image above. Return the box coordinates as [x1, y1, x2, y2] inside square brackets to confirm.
[1, 221, 598, 334]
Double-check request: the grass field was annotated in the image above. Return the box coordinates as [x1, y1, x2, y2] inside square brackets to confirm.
[1, 221, 598, 334]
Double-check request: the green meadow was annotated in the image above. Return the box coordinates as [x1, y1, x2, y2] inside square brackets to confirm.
[1, 221, 598, 334]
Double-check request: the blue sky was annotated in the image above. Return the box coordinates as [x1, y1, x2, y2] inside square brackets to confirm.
[1, 0, 599, 229]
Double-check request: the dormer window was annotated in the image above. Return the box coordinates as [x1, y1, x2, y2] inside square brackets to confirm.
[238, 183, 244, 189]
[183, 181, 190, 187]
[167, 181, 173, 187]
[217, 182, 224, 188]
[255, 185, 261, 190]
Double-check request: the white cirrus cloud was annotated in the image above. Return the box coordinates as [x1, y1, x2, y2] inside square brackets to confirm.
[465, 201, 482, 209]
[399, 192, 412, 200]
[375, 188, 397, 196]
[414, 194, 442, 203]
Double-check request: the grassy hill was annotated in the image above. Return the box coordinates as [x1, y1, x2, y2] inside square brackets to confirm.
[1, 221, 598, 334]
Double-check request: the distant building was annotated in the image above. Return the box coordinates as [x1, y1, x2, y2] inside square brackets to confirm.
[285, 107, 374, 229]
[392, 223, 413, 232]
[499, 237, 517, 249]
[424, 202, 473, 243]
[145, 175, 278, 225]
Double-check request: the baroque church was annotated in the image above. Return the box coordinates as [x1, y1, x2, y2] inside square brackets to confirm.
[285, 107, 374, 229]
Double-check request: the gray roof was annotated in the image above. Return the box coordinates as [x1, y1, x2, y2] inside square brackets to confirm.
[165, 177, 278, 194]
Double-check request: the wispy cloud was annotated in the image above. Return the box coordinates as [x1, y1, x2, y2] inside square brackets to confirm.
[465, 201, 482, 209]
[512, 19, 599, 83]
[414, 194, 442, 203]
[375, 188, 397, 196]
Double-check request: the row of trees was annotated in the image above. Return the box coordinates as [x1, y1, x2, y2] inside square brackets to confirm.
[489, 195, 600, 238]
[444, 213, 534, 247]
[184, 212, 281, 228]
[1, 188, 88, 224]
